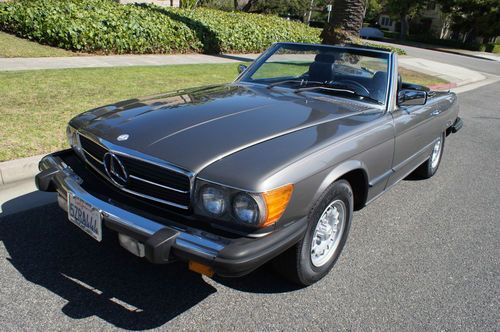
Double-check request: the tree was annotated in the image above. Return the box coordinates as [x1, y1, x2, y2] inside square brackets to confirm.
[321, 0, 366, 44]
[439, 0, 500, 43]
[385, 0, 426, 40]
[365, 0, 383, 25]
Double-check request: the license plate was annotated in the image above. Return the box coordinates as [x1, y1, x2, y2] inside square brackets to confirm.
[67, 193, 102, 242]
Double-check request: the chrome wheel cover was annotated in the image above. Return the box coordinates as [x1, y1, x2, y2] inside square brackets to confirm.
[310, 200, 346, 267]
[431, 137, 442, 169]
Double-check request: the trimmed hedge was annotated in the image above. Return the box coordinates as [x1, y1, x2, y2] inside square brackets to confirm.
[0, 0, 320, 54]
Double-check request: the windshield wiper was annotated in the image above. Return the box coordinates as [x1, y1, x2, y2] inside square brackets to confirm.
[294, 86, 383, 105]
[294, 86, 356, 94]
[266, 79, 324, 89]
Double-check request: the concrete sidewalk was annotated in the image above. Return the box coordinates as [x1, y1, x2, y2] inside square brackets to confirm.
[0, 53, 258, 71]
[0, 52, 489, 87]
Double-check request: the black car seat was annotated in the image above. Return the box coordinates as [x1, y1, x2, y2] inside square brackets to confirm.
[308, 53, 337, 83]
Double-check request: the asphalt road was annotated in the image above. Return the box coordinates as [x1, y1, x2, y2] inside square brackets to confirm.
[1, 78, 499, 330]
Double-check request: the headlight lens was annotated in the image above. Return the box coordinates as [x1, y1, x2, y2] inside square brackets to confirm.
[232, 193, 260, 225]
[195, 179, 293, 228]
[200, 186, 226, 216]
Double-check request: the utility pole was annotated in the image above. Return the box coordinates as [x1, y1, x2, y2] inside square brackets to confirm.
[326, 4, 332, 23]
[307, 0, 314, 25]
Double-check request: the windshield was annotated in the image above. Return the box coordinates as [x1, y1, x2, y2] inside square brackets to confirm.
[240, 43, 390, 105]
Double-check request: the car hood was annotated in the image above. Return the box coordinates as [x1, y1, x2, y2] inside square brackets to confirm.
[71, 83, 376, 173]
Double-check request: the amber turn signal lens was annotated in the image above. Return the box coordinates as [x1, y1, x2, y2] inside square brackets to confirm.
[189, 261, 214, 277]
[262, 184, 294, 227]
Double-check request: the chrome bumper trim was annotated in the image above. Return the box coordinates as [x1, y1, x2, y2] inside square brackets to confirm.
[40, 155, 226, 259]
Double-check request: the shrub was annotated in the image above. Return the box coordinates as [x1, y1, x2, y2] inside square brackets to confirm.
[0, 0, 320, 54]
[168, 6, 320, 53]
[361, 41, 406, 55]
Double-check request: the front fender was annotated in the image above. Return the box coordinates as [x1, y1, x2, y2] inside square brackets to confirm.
[312, 160, 369, 206]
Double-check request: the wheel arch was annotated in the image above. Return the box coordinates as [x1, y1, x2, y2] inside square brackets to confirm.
[312, 160, 369, 212]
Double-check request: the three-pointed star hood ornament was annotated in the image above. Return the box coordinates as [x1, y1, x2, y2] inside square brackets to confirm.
[117, 134, 129, 141]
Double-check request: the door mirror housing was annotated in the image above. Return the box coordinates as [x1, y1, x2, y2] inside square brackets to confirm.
[397, 89, 427, 106]
[237, 64, 248, 74]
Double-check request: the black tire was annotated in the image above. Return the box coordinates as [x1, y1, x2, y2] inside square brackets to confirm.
[414, 132, 445, 179]
[273, 180, 353, 286]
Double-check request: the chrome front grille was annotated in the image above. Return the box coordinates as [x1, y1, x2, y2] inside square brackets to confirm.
[78, 134, 191, 210]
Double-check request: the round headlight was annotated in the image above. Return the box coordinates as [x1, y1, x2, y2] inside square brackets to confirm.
[232, 193, 260, 225]
[200, 186, 226, 216]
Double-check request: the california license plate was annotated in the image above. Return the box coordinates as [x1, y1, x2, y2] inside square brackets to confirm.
[67, 193, 102, 242]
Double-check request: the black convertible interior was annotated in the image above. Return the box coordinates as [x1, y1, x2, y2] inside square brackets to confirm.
[306, 53, 431, 102]
[307, 53, 388, 102]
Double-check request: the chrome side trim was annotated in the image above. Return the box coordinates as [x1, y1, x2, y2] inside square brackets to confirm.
[41, 155, 225, 258]
[368, 169, 394, 188]
[129, 174, 189, 194]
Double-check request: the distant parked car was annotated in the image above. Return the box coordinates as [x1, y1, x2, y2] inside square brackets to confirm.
[360, 27, 384, 40]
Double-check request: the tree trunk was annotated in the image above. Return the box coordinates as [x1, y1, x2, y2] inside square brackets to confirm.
[242, 0, 257, 12]
[399, 12, 409, 40]
[321, 0, 366, 44]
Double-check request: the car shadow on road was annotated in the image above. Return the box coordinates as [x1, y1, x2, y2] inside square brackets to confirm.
[0, 198, 300, 329]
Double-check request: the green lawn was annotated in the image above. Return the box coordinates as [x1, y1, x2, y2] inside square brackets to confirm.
[399, 67, 448, 87]
[0, 31, 76, 57]
[0, 63, 447, 161]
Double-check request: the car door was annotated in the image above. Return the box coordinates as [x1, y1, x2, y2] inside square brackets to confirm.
[387, 102, 438, 187]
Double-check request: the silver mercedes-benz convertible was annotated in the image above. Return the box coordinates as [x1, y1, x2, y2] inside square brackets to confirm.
[36, 42, 462, 285]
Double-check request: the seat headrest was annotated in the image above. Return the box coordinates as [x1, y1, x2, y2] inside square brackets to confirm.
[373, 71, 387, 82]
[314, 53, 338, 63]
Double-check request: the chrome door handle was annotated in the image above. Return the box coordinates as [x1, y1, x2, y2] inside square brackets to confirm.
[431, 110, 441, 116]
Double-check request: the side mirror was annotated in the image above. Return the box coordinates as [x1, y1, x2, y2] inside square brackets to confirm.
[237, 64, 248, 74]
[397, 89, 427, 106]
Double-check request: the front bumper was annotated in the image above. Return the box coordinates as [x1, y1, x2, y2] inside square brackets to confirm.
[35, 150, 307, 277]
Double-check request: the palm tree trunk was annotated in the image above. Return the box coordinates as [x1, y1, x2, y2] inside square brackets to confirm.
[321, 0, 366, 44]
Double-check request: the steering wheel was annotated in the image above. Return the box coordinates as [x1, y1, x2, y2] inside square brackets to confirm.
[333, 80, 370, 96]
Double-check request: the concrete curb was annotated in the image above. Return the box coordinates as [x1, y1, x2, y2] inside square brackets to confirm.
[0, 154, 44, 187]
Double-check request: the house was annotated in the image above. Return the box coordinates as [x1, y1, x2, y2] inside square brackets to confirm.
[377, 2, 451, 39]
[378, 14, 396, 32]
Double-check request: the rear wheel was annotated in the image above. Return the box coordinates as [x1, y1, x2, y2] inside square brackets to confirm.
[414, 133, 445, 179]
[274, 180, 353, 286]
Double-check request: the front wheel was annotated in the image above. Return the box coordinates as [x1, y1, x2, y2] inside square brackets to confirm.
[273, 180, 353, 286]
